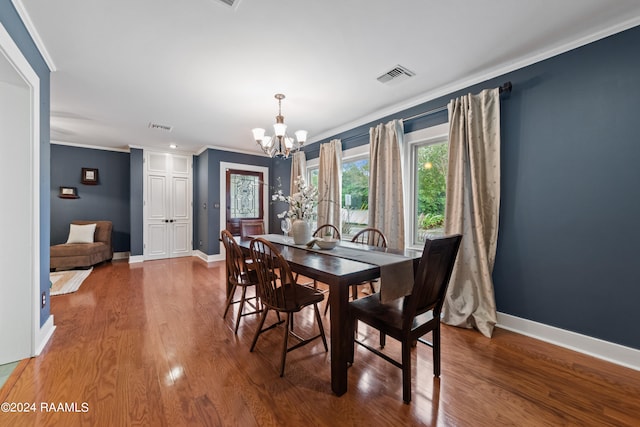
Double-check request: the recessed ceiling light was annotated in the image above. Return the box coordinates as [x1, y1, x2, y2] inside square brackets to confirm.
[169, 144, 177, 149]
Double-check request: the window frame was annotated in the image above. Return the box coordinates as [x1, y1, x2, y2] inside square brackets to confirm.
[403, 122, 449, 249]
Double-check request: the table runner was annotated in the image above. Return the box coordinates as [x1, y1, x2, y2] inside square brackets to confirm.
[264, 234, 415, 303]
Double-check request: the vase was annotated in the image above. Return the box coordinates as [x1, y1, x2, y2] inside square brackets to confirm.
[291, 219, 311, 244]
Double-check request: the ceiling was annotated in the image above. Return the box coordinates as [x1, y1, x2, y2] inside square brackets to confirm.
[16, 0, 640, 154]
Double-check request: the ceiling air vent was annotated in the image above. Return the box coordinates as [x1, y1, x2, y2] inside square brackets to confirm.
[377, 65, 415, 84]
[148, 122, 173, 132]
[213, 0, 241, 10]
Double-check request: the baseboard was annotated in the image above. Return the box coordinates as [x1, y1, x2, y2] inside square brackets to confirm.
[113, 251, 129, 260]
[128, 253, 224, 264]
[497, 312, 640, 371]
[128, 255, 145, 264]
[34, 315, 56, 356]
[193, 250, 224, 263]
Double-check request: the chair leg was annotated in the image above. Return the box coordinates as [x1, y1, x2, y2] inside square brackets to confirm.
[433, 323, 441, 377]
[368, 281, 376, 294]
[348, 318, 356, 364]
[323, 297, 330, 316]
[222, 283, 237, 319]
[380, 332, 386, 348]
[250, 308, 269, 352]
[280, 313, 291, 377]
[234, 286, 248, 334]
[402, 340, 412, 404]
[313, 303, 328, 352]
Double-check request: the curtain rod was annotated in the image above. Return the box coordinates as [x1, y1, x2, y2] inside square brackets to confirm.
[340, 81, 512, 143]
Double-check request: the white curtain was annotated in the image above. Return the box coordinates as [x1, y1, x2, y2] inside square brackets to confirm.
[317, 139, 342, 229]
[369, 119, 405, 250]
[289, 151, 307, 195]
[443, 88, 501, 338]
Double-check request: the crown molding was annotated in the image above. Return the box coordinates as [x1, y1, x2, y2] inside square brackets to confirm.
[196, 144, 271, 158]
[51, 140, 130, 153]
[310, 17, 640, 145]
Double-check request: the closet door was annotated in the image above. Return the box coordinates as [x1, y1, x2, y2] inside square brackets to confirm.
[169, 155, 192, 258]
[144, 152, 192, 260]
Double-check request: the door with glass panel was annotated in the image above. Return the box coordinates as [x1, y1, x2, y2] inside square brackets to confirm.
[225, 169, 264, 235]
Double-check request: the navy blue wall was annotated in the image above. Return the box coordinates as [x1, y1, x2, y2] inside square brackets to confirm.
[304, 26, 640, 350]
[129, 148, 143, 256]
[194, 148, 272, 255]
[270, 156, 292, 233]
[194, 150, 208, 253]
[50, 145, 131, 252]
[1, 3, 51, 326]
[492, 27, 640, 350]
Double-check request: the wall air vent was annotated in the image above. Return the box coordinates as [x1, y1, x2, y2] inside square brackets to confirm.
[148, 122, 173, 132]
[213, 0, 242, 10]
[377, 65, 416, 84]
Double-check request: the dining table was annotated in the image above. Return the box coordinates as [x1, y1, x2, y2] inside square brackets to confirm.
[235, 233, 422, 396]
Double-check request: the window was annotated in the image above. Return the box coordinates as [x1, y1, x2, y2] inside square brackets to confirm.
[341, 152, 369, 240]
[306, 124, 448, 249]
[405, 123, 449, 248]
[307, 144, 369, 240]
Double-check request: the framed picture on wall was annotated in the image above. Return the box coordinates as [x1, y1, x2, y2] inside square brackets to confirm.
[59, 186, 79, 199]
[81, 167, 99, 185]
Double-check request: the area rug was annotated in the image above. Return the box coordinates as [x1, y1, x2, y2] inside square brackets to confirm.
[50, 268, 92, 296]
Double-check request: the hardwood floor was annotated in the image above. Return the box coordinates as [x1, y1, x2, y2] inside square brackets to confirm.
[1, 257, 639, 426]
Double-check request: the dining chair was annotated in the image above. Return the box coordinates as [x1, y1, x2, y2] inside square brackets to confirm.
[240, 219, 265, 238]
[348, 234, 462, 403]
[249, 237, 328, 377]
[350, 227, 387, 297]
[351, 227, 387, 247]
[221, 230, 262, 334]
[313, 224, 341, 240]
[296, 224, 342, 291]
[322, 227, 387, 315]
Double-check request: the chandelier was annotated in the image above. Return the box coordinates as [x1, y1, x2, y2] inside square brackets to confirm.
[252, 94, 307, 158]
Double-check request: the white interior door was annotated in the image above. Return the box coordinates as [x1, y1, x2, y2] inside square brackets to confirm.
[144, 151, 192, 260]
[169, 155, 191, 257]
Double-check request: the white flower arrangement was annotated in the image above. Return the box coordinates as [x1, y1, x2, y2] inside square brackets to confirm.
[272, 176, 318, 220]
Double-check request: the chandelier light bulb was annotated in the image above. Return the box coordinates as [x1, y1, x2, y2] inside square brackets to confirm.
[274, 123, 287, 137]
[252, 128, 265, 141]
[295, 130, 308, 144]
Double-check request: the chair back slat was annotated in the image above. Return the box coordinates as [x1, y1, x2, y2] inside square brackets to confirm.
[403, 235, 462, 329]
[351, 227, 387, 247]
[249, 238, 299, 311]
[313, 224, 341, 240]
[221, 229, 248, 286]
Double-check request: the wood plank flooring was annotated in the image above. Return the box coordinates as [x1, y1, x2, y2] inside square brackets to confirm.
[1, 257, 639, 426]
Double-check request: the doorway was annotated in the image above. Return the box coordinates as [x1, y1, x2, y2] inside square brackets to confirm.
[143, 151, 193, 260]
[219, 162, 269, 249]
[0, 22, 41, 364]
[225, 169, 264, 235]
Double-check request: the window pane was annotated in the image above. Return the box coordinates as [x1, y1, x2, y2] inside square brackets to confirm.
[414, 141, 448, 244]
[230, 173, 260, 218]
[308, 168, 319, 189]
[342, 158, 369, 240]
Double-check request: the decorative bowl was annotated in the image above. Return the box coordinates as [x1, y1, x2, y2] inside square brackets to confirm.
[316, 238, 338, 250]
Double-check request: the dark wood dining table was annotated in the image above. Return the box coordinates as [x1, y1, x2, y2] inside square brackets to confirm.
[235, 233, 422, 396]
